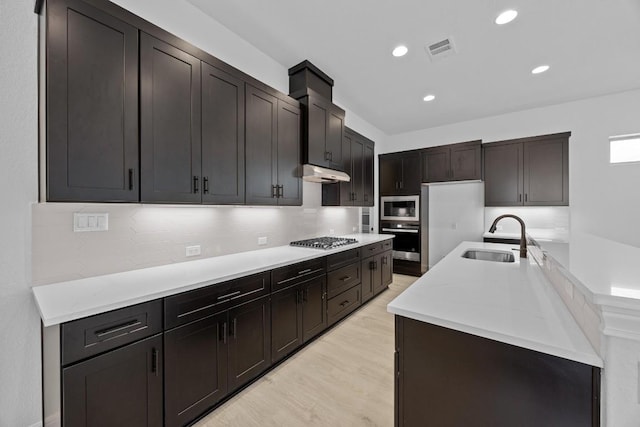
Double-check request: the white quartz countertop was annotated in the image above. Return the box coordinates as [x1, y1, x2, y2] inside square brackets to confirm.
[33, 234, 392, 327]
[387, 241, 602, 367]
[536, 233, 640, 309]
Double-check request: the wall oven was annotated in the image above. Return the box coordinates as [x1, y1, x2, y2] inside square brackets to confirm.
[380, 221, 420, 262]
[381, 195, 420, 222]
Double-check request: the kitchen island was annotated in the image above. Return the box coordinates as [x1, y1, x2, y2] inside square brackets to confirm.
[388, 241, 601, 426]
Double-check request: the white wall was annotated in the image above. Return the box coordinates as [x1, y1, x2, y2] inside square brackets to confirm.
[0, 0, 40, 426]
[383, 89, 640, 248]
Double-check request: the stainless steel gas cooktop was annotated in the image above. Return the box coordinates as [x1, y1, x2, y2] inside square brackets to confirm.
[290, 236, 358, 250]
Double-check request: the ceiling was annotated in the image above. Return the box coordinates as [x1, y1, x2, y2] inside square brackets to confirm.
[188, 0, 640, 135]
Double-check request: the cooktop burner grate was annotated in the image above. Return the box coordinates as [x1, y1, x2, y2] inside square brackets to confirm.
[290, 236, 358, 250]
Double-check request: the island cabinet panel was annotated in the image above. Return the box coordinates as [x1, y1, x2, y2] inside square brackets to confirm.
[395, 316, 599, 427]
[484, 132, 569, 206]
[47, 0, 139, 202]
[62, 334, 163, 427]
[164, 313, 228, 427]
[201, 63, 245, 204]
[140, 33, 202, 203]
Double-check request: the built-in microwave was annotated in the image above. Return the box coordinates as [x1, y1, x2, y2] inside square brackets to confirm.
[380, 195, 420, 222]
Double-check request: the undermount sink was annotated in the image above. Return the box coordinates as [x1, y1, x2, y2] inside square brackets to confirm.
[461, 249, 515, 263]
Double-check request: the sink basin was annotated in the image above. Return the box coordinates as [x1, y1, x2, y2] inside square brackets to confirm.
[461, 249, 515, 263]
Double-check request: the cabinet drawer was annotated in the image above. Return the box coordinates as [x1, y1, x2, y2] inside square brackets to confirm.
[326, 248, 361, 271]
[327, 262, 361, 298]
[362, 240, 393, 257]
[165, 272, 270, 329]
[327, 285, 361, 326]
[271, 257, 325, 292]
[61, 299, 162, 366]
[381, 239, 393, 252]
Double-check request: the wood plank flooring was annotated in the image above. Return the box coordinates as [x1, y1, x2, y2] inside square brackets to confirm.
[196, 274, 416, 427]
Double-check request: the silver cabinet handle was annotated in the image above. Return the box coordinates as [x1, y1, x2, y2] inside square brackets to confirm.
[381, 228, 418, 234]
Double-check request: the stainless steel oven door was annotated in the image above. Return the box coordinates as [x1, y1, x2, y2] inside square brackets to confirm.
[380, 224, 420, 262]
[381, 195, 420, 221]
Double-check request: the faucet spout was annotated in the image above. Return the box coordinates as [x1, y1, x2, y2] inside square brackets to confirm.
[488, 214, 527, 258]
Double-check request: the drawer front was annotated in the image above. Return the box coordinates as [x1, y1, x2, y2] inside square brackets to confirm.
[381, 239, 393, 252]
[165, 272, 270, 329]
[327, 262, 361, 298]
[327, 285, 361, 326]
[271, 257, 325, 292]
[61, 299, 162, 366]
[326, 248, 361, 271]
[362, 243, 381, 257]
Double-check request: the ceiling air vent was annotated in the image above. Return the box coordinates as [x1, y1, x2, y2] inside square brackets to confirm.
[426, 37, 456, 61]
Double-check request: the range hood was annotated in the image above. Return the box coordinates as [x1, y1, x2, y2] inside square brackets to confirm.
[302, 164, 350, 183]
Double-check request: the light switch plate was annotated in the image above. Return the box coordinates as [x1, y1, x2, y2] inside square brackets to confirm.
[73, 213, 108, 232]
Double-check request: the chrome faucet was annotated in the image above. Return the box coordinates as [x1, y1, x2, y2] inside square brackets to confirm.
[488, 214, 527, 258]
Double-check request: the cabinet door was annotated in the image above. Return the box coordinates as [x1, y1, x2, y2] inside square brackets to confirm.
[421, 147, 450, 183]
[47, 0, 139, 202]
[400, 153, 421, 195]
[351, 137, 365, 204]
[271, 286, 302, 363]
[227, 296, 272, 391]
[373, 254, 386, 295]
[301, 276, 328, 342]
[326, 105, 345, 170]
[62, 335, 162, 427]
[380, 251, 393, 289]
[339, 132, 354, 205]
[201, 63, 245, 204]
[306, 96, 330, 167]
[140, 33, 202, 203]
[450, 141, 481, 181]
[379, 154, 402, 196]
[245, 85, 278, 205]
[523, 138, 568, 206]
[361, 257, 375, 304]
[363, 140, 375, 206]
[483, 142, 523, 206]
[276, 100, 303, 206]
[164, 313, 228, 427]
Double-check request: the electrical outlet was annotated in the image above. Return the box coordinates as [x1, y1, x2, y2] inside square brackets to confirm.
[185, 245, 201, 257]
[258, 236, 268, 246]
[329, 229, 335, 235]
[74, 213, 108, 232]
[352, 226, 357, 232]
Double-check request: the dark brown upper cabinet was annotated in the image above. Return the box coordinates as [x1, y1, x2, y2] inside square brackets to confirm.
[483, 132, 570, 206]
[379, 151, 421, 196]
[300, 92, 345, 170]
[140, 33, 202, 203]
[201, 63, 245, 205]
[245, 84, 302, 206]
[421, 140, 481, 183]
[47, 0, 139, 202]
[322, 127, 375, 207]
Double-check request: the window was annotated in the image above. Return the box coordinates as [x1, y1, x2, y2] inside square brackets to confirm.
[610, 134, 640, 164]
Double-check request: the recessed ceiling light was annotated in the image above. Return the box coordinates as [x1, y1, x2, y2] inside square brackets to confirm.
[495, 10, 518, 25]
[392, 45, 408, 57]
[423, 94, 436, 102]
[531, 65, 550, 74]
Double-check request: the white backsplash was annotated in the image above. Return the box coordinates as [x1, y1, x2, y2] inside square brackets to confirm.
[484, 206, 570, 241]
[32, 182, 359, 285]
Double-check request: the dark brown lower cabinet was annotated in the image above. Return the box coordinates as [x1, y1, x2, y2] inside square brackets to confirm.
[164, 312, 227, 427]
[362, 250, 393, 303]
[395, 316, 600, 427]
[62, 334, 163, 427]
[164, 296, 271, 427]
[271, 276, 327, 363]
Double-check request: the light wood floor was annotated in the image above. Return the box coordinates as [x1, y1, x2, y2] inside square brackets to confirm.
[196, 274, 416, 427]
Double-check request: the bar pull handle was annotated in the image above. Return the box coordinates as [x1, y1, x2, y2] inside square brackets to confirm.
[382, 256, 388, 265]
[272, 185, 277, 198]
[303, 288, 309, 302]
[151, 348, 159, 376]
[193, 176, 199, 193]
[96, 320, 142, 338]
[339, 299, 350, 307]
[217, 290, 242, 301]
[128, 168, 134, 190]
[229, 318, 237, 339]
[278, 185, 284, 198]
[325, 151, 331, 161]
[220, 321, 227, 344]
[298, 268, 312, 275]
[203, 177, 209, 194]
[518, 194, 522, 202]
[340, 276, 351, 282]
[524, 193, 528, 202]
